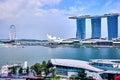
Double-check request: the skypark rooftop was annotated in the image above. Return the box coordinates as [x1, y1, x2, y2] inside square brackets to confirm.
[69, 13, 120, 19]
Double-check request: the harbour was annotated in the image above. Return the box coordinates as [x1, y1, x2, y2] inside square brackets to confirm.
[0, 46, 120, 68]
[0, 0, 120, 79]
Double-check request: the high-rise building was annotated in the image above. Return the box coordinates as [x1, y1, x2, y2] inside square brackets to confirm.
[69, 13, 119, 40]
[76, 18, 86, 39]
[107, 15, 118, 40]
[91, 18, 101, 39]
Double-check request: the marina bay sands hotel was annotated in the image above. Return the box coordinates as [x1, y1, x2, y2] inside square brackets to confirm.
[69, 13, 119, 40]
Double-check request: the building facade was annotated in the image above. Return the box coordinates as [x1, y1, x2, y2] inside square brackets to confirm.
[91, 18, 101, 39]
[76, 18, 86, 39]
[107, 15, 118, 40]
[69, 13, 119, 40]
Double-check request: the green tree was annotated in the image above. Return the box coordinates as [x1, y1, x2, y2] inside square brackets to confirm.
[19, 67, 23, 75]
[52, 68, 56, 80]
[78, 70, 86, 80]
[87, 76, 94, 80]
[42, 61, 47, 67]
[47, 60, 53, 68]
[70, 75, 76, 80]
[55, 75, 61, 80]
[11, 67, 16, 74]
[41, 60, 47, 72]
[31, 63, 42, 75]
[30, 60, 53, 76]
[45, 60, 53, 76]
[26, 66, 29, 75]
[78, 70, 94, 80]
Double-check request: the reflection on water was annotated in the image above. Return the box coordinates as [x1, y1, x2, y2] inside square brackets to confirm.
[0, 46, 120, 67]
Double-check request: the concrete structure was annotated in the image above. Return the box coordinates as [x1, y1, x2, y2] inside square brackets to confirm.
[51, 58, 120, 80]
[76, 19, 86, 39]
[69, 13, 119, 40]
[51, 59, 103, 79]
[107, 15, 118, 40]
[91, 18, 101, 38]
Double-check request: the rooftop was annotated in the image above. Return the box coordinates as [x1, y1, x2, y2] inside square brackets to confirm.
[69, 13, 120, 19]
[51, 59, 103, 72]
[91, 59, 120, 65]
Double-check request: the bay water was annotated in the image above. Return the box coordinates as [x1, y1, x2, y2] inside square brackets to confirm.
[0, 46, 120, 67]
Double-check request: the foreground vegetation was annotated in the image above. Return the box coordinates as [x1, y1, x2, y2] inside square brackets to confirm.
[30, 60, 53, 76]
[30, 60, 94, 80]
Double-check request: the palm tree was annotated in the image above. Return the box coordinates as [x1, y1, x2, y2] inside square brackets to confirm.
[52, 68, 56, 80]
[11, 67, 16, 74]
[78, 70, 86, 79]
[31, 63, 42, 75]
[19, 67, 23, 75]
[78, 70, 94, 80]
[26, 66, 29, 75]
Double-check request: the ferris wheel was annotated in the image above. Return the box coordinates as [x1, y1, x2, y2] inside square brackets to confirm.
[9, 25, 16, 40]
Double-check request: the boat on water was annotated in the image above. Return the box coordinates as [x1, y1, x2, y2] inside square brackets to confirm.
[51, 58, 120, 80]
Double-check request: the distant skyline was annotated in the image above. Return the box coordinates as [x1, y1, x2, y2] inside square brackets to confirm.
[0, 0, 120, 40]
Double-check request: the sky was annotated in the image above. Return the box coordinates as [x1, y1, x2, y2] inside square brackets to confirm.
[0, 0, 120, 40]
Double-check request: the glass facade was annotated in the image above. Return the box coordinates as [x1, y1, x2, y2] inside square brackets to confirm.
[56, 65, 83, 76]
[91, 63, 120, 71]
[91, 18, 101, 39]
[107, 15, 118, 40]
[76, 18, 86, 39]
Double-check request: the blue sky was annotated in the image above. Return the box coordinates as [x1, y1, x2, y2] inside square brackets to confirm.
[0, 0, 120, 40]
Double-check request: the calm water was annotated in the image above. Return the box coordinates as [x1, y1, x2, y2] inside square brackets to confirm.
[0, 46, 120, 67]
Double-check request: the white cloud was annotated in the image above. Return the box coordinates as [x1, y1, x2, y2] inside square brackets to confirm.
[0, 0, 62, 19]
[40, 0, 61, 6]
[0, 0, 119, 39]
[0, 0, 22, 19]
[101, 0, 120, 14]
[104, 0, 113, 7]
[0, 0, 87, 20]
[0, 0, 77, 39]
